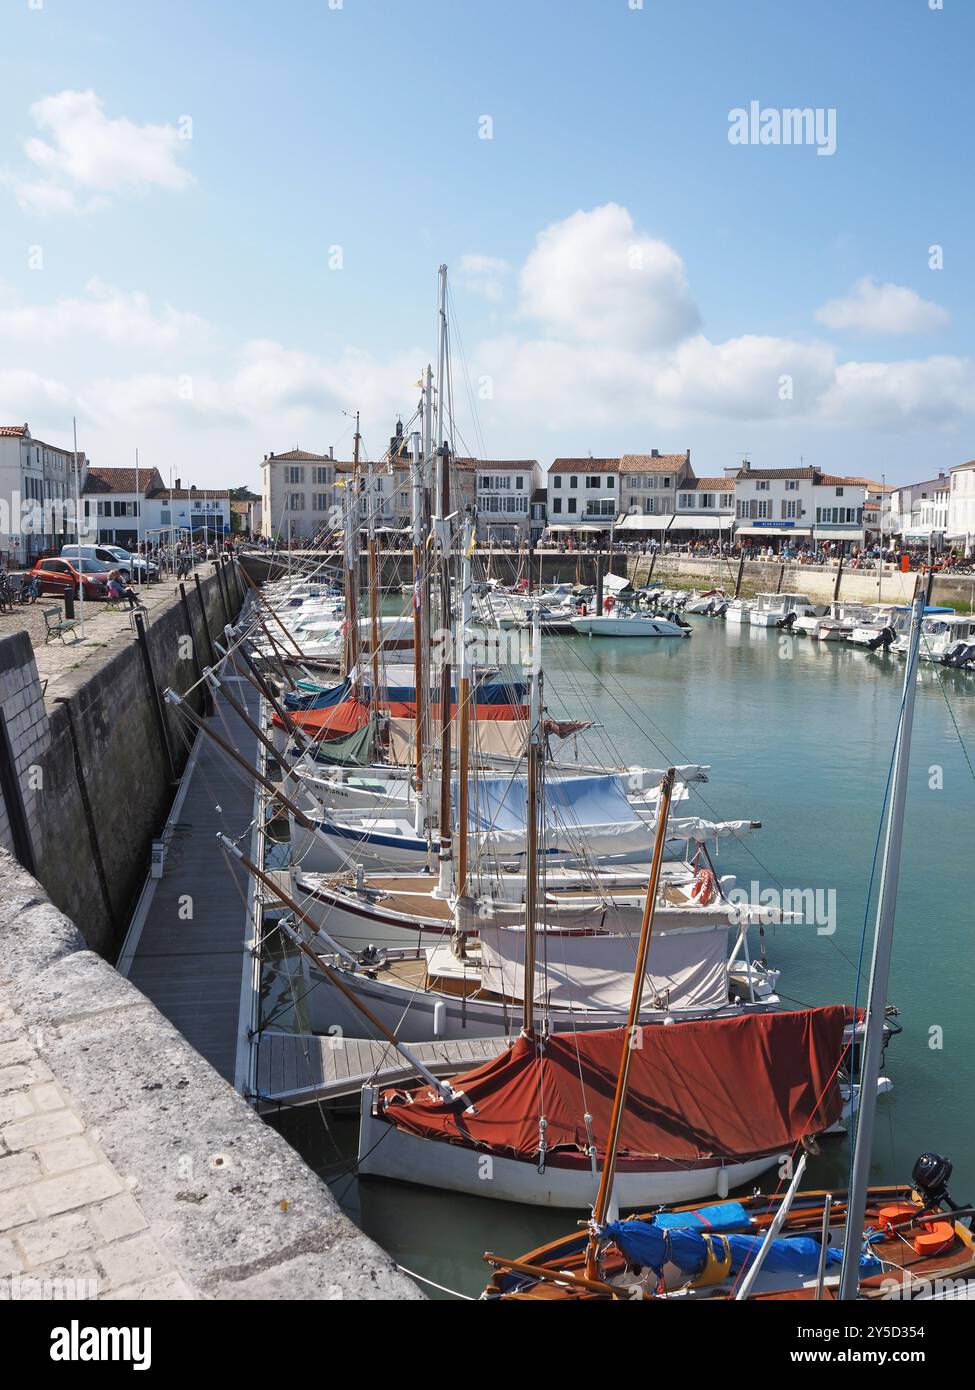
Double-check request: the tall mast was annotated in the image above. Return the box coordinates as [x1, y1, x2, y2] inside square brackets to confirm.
[584, 766, 677, 1279]
[838, 586, 925, 1299]
[434, 440, 453, 898]
[433, 266, 454, 899]
[410, 426, 427, 833]
[522, 607, 544, 1035]
[366, 445, 381, 703]
[344, 413, 362, 688]
[456, 509, 475, 899]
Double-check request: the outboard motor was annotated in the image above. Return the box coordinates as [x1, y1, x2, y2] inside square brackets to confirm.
[867, 624, 896, 651]
[943, 640, 975, 669]
[776, 610, 797, 630]
[912, 1152, 964, 1214]
[713, 600, 729, 618]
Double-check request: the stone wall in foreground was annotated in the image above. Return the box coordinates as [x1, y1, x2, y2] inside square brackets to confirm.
[0, 849, 420, 1300]
[0, 566, 238, 958]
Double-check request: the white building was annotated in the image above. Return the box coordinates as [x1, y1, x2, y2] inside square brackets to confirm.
[82, 468, 231, 548]
[888, 473, 950, 550]
[733, 465, 866, 552]
[471, 460, 540, 543]
[546, 458, 621, 536]
[0, 422, 85, 566]
[260, 448, 343, 544]
[947, 462, 975, 554]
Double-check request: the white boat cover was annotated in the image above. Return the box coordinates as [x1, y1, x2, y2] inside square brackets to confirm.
[478, 922, 730, 1012]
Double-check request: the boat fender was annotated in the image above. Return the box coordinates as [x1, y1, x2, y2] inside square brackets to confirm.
[691, 867, 717, 906]
[913, 1223, 955, 1258]
[687, 1234, 733, 1288]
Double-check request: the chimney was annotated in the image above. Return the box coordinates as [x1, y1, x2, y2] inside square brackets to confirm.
[329, 446, 334, 459]
[650, 449, 659, 458]
[174, 477, 181, 490]
[686, 448, 691, 463]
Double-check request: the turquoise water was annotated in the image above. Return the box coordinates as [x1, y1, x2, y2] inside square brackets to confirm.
[272, 617, 975, 1298]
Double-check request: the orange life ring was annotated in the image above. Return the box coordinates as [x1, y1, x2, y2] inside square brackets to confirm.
[691, 868, 717, 906]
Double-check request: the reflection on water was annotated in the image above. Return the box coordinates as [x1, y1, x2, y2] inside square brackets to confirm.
[267, 617, 975, 1299]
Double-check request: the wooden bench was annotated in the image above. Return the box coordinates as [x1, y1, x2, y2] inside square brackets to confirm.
[42, 605, 80, 644]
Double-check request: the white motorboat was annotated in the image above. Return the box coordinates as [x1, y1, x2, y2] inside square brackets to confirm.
[748, 592, 818, 628]
[570, 610, 691, 638]
[894, 612, 975, 661]
[723, 598, 753, 625]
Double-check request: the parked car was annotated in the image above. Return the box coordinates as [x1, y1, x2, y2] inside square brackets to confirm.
[60, 544, 158, 581]
[32, 556, 111, 599]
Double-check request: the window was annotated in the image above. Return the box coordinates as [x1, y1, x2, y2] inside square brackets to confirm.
[311, 494, 330, 511]
[515, 476, 524, 490]
[662, 477, 671, 488]
[552, 475, 562, 489]
[607, 475, 615, 489]
[679, 493, 695, 509]
[284, 466, 305, 484]
[782, 499, 800, 520]
[568, 497, 577, 514]
[835, 487, 844, 497]
[756, 480, 770, 491]
[756, 500, 771, 519]
[570, 476, 578, 489]
[699, 493, 715, 509]
[288, 493, 304, 511]
[312, 466, 330, 485]
[552, 497, 562, 514]
[786, 480, 799, 491]
[586, 476, 600, 488]
[586, 498, 616, 517]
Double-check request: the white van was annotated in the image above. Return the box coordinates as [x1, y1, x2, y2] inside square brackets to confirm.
[61, 544, 158, 580]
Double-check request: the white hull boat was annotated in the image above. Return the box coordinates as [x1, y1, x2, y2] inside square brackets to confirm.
[570, 613, 691, 638]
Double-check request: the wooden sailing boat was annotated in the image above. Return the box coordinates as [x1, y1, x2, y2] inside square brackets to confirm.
[480, 587, 972, 1296]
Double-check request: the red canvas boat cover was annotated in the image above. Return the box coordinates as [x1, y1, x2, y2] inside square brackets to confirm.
[379, 1007, 848, 1163]
[383, 701, 528, 721]
[272, 699, 371, 739]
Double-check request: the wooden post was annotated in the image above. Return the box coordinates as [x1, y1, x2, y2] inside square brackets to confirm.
[584, 769, 676, 1280]
[734, 552, 746, 598]
[776, 561, 785, 594]
[833, 553, 844, 603]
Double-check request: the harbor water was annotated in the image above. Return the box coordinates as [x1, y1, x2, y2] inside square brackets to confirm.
[270, 615, 975, 1298]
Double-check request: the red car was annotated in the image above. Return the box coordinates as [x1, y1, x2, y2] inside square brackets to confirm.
[31, 556, 110, 599]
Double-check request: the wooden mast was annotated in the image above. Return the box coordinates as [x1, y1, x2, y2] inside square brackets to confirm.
[410, 423, 426, 832]
[435, 439, 453, 898]
[583, 766, 677, 1279]
[522, 607, 543, 1036]
[344, 413, 362, 688]
[456, 509, 474, 899]
[366, 444, 381, 703]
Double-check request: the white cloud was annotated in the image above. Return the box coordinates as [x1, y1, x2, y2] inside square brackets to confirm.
[11, 90, 193, 213]
[0, 279, 208, 347]
[819, 356, 975, 428]
[455, 253, 510, 302]
[519, 203, 700, 349]
[815, 276, 949, 335]
[4, 206, 975, 478]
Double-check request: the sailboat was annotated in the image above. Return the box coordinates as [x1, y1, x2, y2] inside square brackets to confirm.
[478, 588, 966, 1297]
[355, 767, 882, 1205]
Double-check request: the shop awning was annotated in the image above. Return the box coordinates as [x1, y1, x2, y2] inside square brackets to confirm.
[811, 528, 865, 541]
[737, 526, 812, 538]
[547, 519, 620, 531]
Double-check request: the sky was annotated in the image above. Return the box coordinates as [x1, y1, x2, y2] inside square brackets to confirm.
[0, 0, 971, 490]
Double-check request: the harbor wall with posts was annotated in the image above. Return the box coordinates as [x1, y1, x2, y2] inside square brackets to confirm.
[0, 848, 419, 1300]
[239, 547, 974, 611]
[0, 560, 243, 959]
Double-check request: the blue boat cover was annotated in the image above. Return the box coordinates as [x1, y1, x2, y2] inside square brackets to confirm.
[286, 678, 351, 710]
[291, 677, 526, 708]
[458, 773, 638, 835]
[602, 1218, 883, 1279]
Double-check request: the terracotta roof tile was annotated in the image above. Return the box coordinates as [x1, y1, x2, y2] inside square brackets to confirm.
[550, 458, 620, 473]
[83, 466, 166, 495]
[620, 453, 690, 473]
